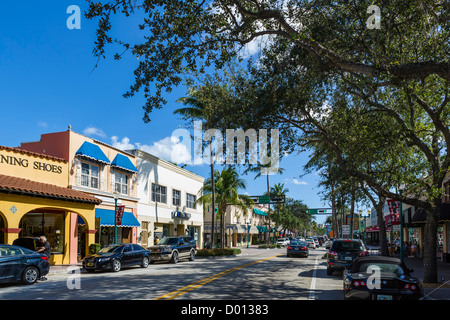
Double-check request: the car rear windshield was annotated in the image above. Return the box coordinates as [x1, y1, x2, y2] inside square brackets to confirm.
[332, 241, 365, 251]
[358, 262, 405, 275]
[291, 241, 306, 246]
[158, 238, 178, 245]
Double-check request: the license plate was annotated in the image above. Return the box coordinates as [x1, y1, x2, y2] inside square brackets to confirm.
[87, 262, 94, 267]
[344, 256, 353, 261]
[294, 248, 299, 250]
[377, 295, 393, 300]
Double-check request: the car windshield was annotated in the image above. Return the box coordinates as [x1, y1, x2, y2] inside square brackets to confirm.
[158, 237, 178, 245]
[332, 241, 365, 251]
[358, 262, 405, 275]
[99, 245, 123, 253]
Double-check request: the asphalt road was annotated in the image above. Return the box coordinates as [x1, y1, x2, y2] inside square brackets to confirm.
[0, 246, 343, 301]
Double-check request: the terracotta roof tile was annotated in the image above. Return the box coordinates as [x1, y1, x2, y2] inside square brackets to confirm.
[0, 174, 101, 205]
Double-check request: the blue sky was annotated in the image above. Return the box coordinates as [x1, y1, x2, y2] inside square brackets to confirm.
[0, 1, 338, 225]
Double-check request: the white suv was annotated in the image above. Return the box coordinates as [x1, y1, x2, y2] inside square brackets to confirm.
[277, 238, 290, 247]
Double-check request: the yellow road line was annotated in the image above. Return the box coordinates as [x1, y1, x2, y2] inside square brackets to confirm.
[155, 254, 283, 300]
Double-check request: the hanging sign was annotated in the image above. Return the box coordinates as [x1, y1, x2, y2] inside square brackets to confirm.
[115, 205, 125, 226]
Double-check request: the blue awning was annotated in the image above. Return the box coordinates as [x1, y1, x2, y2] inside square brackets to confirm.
[95, 208, 140, 227]
[75, 141, 110, 164]
[253, 208, 267, 216]
[111, 153, 138, 173]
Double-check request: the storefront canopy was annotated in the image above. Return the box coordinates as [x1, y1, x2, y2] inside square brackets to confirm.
[253, 208, 267, 216]
[111, 153, 138, 173]
[75, 141, 110, 164]
[95, 208, 140, 227]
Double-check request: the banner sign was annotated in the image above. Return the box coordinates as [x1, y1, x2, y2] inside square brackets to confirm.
[115, 205, 125, 226]
[386, 199, 400, 227]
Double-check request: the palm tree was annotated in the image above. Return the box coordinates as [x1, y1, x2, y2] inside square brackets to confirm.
[268, 183, 289, 239]
[174, 89, 218, 248]
[197, 167, 253, 248]
[245, 161, 285, 243]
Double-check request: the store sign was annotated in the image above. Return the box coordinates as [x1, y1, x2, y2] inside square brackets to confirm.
[171, 211, 191, 220]
[115, 205, 125, 226]
[0, 153, 63, 174]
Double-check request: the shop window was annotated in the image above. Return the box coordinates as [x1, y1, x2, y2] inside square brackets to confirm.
[115, 172, 129, 195]
[81, 162, 99, 189]
[19, 212, 65, 254]
[186, 193, 196, 209]
[173, 189, 181, 206]
[152, 183, 167, 203]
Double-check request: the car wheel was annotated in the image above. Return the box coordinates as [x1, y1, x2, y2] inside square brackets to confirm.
[22, 266, 39, 285]
[112, 259, 122, 272]
[141, 256, 149, 268]
[170, 251, 179, 264]
[327, 267, 333, 276]
[188, 250, 195, 261]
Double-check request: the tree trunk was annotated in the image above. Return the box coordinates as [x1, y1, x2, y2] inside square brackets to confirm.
[377, 196, 389, 256]
[422, 204, 440, 283]
[350, 190, 355, 239]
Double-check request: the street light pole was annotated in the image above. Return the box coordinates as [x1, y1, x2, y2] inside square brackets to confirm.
[114, 191, 119, 244]
[399, 188, 404, 263]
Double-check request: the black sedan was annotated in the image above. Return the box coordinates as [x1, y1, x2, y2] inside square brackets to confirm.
[82, 243, 150, 272]
[0, 244, 49, 285]
[286, 240, 309, 258]
[343, 256, 424, 300]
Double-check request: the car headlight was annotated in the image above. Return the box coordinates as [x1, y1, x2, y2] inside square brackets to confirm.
[98, 257, 111, 262]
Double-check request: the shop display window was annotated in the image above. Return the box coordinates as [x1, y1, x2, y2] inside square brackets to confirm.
[19, 212, 65, 254]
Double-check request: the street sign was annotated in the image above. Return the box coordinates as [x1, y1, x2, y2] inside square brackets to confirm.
[250, 195, 285, 204]
[342, 224, 350, 235]
[300, 208, 334, 214]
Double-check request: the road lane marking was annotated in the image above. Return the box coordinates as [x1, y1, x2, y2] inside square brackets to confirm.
[155, 254, 283, 300]
[308, 256, 320, 300]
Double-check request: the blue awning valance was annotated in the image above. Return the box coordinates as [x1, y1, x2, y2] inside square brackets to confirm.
[111, 153, 138, 173]
[76, 141, 110, 164]
[95, 208, 140, 227]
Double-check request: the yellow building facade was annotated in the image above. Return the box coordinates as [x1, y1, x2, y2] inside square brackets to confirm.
[0, 146, 100, 265]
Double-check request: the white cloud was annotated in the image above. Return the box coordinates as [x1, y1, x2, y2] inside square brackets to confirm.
[293, 178, 308, 185]
[38, 121, 48, 128]
[83, 126, 107, 138]
[111, 135, 192, 165]
[111, 136, 135, 150]
[284, 178, 308, 185]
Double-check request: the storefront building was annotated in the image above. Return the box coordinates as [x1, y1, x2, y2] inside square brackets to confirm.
[19, 128, 140, 253]
[203, 204, 266, 247]
[127, 149, 204, 248]
[0, 146, 101, 265]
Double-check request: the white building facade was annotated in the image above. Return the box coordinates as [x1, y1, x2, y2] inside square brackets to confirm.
[128, 149, 204, 248]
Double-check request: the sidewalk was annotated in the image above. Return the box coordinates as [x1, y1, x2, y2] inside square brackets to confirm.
[403, 256, 450, 300]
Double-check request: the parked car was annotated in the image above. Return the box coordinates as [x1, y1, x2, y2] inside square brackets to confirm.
[286, 240, 309, 258]
[276, 238, 290, 247]
[82, 243, 150, 272]
[343, 256, 423, 300]
[148, 236, 197, 264]
[0, 244, 49, 285]
[327, 239, 369, 275]
[12, 237, 40, 251]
